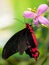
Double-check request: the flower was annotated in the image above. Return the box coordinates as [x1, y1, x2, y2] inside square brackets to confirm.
[23, 4, 49, 26]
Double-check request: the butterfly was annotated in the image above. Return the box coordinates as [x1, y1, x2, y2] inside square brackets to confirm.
[2, 23, 39, 60]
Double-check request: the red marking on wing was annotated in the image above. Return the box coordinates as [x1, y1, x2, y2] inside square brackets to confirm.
[26, 23, 38, 47]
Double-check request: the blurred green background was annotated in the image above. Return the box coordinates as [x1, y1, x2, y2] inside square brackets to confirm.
[0, 0, 49, 65]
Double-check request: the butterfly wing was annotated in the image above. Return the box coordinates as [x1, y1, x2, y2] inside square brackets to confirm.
[2, 26, 38, 59]
[2, 28, 28, 59]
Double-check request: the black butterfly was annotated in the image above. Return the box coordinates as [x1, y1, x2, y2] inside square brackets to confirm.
[2, 23, 39, 60]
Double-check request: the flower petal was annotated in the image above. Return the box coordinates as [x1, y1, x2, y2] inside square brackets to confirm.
[37, 4, 48, 15]
[23, 11, 35, 18]
[34, 18, 39, 26]
[38, 16, 49, 26]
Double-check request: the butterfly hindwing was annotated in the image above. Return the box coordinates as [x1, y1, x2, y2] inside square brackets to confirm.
[26, 28, 36, 48]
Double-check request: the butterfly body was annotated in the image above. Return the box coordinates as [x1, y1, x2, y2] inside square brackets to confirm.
[2, 23, 39, 60]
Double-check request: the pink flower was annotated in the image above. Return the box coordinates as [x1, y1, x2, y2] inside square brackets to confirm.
[23, 4, 49, 26]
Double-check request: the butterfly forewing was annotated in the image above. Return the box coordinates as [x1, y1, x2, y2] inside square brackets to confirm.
[17, 28, 28, 54]
[2, 28, 28, 59]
